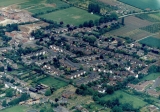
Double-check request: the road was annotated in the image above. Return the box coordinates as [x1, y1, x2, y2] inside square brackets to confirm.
[119, 10, 160, 18]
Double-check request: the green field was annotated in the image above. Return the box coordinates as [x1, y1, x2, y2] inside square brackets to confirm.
[142, 73, 160, 81]
[0, 105, 28, 112]
[139, 37, 160, 48]
[0, 0, 26, 7]
[38, 76, 68, 89]
[118, 0, 160, 10]
[100, 90, 147, 109]
[39, 7, 100, 26]
[18, 0, 70, 14]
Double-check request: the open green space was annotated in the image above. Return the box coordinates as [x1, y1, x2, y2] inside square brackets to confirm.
[100, 90, 147, 109]
[139, 37, 160, 48]
[0, 0, 26, 7]
[18, 0, 70, 14]
[39, 7, 100, 26]
[38, 76, 68, 89]
[118, 0, 160, 10]
[0, 105, 28, 112]
[142, 73, 160, 81]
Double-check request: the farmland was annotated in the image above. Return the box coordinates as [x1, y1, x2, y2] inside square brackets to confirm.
[100, 90, 147, 109]
[38, 76, 68, 89]
[139, 36, 160, 48]
[141, 23, 160, 33]
[118, 0, 160, 10]
[136, 13, 160, 22]
[39, 7, 100, 26]
[109, 16, 152, 40]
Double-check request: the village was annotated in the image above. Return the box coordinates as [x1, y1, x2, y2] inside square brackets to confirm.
[0, 0, 159, 112]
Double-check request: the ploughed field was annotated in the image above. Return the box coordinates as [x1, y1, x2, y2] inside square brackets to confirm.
[118, 0, 160, 10]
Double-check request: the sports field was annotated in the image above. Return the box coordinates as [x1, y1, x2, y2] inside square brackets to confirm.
[39, 7, 100, 26]
[100, 90, 147, 109]
[118, 0, 160, 10]
[38, 76, 68, 89]
[139, 36, 160, 48]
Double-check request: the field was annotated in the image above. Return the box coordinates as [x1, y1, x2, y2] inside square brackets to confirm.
[139, 36, 160, 48]
[142, 73, 160, 81]
[39, 7, 100, 26]
[0, 105, 28, 112]
[100, 90, 147, 109]
[0, 0, 26, 7]
[0, 0, 70, 14]
[141, 23, 160, 33]
[118, 0, 160, 10]
[109, 16, 152, 40]
[19, 0, 70, 14]
[136, 13, 160, 22]
[38, 76, 68, 89]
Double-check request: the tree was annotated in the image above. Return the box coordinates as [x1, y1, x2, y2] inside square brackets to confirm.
[45, 89, 52, 96]
[2, 100, 7, 107]
[88, 20, 94, 27]
[112, 106, 123, 112]
[122, 17, 125, 25]
[110, 13, 118, 20]
[5, 88, 14, 97]
[106, 86, 114, 94]
[0, 66, 4, 72]
[88, 3, 100, 14]
[60, 21, 64, 25]
[55, 98, 59, 102]
[7, 65, 12, 71]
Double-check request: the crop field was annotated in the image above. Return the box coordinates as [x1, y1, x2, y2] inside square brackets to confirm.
[139, 36, 160, 48]
[39, 7, 100, 26]
[136, 14, 160, 22]
[122, 29, 151, 40]
[141, 23, 160, 33]
[38, 76, 68, 89]
[118, 0, 160, 10]
[109, 16, 152, 40]
[100, 90, 147, 109]
[0, 105, 28, 112]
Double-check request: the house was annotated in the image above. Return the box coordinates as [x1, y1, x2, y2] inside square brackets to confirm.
[54, 106, 69, 112]
[29, 87, 38, 93]
[62, 91, 74, 98]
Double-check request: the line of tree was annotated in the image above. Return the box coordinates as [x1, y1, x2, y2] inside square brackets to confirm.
[79, 13, 118, 28]
[88, 3, 100, 14]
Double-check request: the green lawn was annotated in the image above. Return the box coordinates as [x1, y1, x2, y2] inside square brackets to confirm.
[38, 76, 68, 89]
[39, 7, 100, 26]
[0, 105, 28, 112]
[139, 37, 160, 48]
[118, 0, 160, 10]
[142, 73, 160, 81]
[100, 90, 147, 109]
